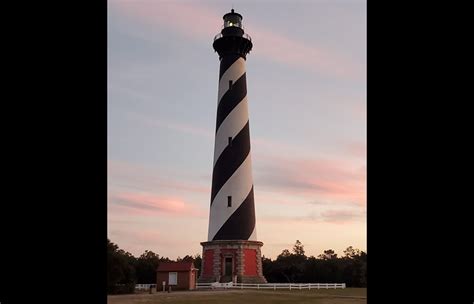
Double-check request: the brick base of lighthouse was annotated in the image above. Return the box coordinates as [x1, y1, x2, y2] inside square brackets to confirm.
[198, 240, 267, 284]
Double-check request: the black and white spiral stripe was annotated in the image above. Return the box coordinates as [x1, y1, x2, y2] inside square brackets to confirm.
[208, 54, 257, 241]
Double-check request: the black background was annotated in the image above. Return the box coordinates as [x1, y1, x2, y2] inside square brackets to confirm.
[0, 1, 472, 303]
[1, 1, 106, 303]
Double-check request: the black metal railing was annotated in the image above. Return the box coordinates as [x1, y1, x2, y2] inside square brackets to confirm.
[214, 32, 252, 42]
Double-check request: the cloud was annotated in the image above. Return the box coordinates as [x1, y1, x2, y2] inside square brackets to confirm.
[255, 156, 366, 206]
[108, 159, 210, 194]
[128, 112, 214, 139]
[108, 160, 208, 220]
[110, 0, 362, 79]
[261, 207, 365, 225]
[320, 209, 365, 224]
[252, 137, 309, 157]
[111, 1, 221, 40]
[249, 27, 361, 78]
[306, 200, 360, 207]
[109, 191, 205, 217]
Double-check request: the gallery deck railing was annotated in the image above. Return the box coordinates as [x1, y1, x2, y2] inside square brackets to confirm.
[213, 32, 252, 42]
[196, 282, 346, 290]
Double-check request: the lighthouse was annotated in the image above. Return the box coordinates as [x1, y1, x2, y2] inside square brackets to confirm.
[198, 9, 267, 284]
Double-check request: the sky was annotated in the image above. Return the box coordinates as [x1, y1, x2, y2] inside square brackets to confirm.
[108, 0, 366, 260]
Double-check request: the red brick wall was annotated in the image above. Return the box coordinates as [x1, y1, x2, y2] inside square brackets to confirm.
[156, 271, 191, 290]
[244, 249, 257, 275]
[203, 249, 214, 276]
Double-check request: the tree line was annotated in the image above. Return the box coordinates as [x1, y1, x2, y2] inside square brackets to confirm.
[107, 239, 366, 294]
[262, 240, 366, 287]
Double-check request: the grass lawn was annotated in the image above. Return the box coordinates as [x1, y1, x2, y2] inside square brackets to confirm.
[107, 288, 366, 304]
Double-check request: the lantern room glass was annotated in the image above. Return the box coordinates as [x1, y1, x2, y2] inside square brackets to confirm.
[224, 14, 242, 28]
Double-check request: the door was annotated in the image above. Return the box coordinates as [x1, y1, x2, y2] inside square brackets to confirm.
[224, 257, 233, 276]
[168, 272, 177, 286]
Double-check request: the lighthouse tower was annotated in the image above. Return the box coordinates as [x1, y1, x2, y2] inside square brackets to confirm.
[198, 9, 267, 284]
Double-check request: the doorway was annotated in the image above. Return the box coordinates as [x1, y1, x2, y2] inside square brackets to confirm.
[224, 257, 233, 276]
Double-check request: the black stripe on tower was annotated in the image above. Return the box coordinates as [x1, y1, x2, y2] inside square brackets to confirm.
[213, 186, 256, 240]
[210, 121, 250, 204]
[215, 73, 247, 131]
[219, 54, 241, 79]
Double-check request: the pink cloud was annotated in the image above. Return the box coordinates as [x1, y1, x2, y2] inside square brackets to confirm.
[249, 27, 360, 78]
[109, 192, 206, 217]
[112, 1, 221, 40]
[111, 1, 362, 79]
[255, 156, 366, 206]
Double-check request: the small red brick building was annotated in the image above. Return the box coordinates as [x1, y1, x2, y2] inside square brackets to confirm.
[156, 261, 198, 291]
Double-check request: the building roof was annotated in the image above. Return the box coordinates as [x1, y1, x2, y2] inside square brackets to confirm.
[157, 261, 197, 272]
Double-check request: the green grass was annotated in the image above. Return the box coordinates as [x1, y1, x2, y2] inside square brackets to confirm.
[107, 288, 366, 304]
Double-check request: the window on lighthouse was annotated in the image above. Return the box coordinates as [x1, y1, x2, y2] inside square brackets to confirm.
[227, 196, 232, 207]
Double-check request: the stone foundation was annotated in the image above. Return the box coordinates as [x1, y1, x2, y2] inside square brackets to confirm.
[198, 240, 267, 284]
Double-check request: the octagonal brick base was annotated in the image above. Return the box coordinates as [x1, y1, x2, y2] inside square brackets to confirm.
[198, 240, 267, 284]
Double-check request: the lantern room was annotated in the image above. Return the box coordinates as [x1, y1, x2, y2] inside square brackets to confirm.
[223, 9, 243, 28]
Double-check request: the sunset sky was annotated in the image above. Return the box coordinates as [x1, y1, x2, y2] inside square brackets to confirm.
[108, 0, 366, 260]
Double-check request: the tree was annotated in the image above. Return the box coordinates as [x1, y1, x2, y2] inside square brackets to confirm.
[343, 246, 361, 259]
[175, 254, 201, 275]
[107, 239, 125, 287]
[292, 240, 305, 256]
[178, 255, 194, 262]
[273, 241, 308, 283]
[162, 256, 171, 261]
[107, 239, 137, 294]
[339, 247, 366, 287]
[279, 249, 291, 258]
[318, 249, 338, 260]
[135, 250, 160, 283]
[261, 255, 277, 283]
